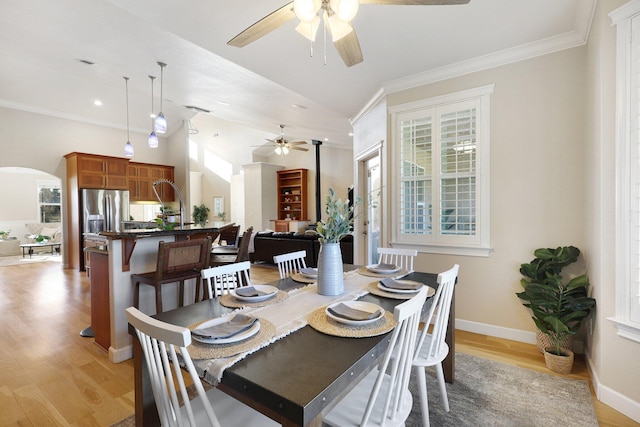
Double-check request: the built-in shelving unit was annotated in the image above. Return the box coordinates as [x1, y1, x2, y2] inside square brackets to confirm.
[277, 168, 308, 222]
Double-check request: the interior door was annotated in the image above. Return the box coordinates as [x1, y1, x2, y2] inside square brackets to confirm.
[365, 155, 381, 265]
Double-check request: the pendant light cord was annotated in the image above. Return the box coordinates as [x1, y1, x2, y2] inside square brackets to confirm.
[124, 77, 130, 141]
[149, 75, 155, 124]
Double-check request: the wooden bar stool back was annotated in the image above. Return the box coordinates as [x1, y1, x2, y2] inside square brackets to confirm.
[132, 237, 211, 314]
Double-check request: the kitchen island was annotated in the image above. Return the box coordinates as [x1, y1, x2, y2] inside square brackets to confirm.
[99, 224, 228, 363]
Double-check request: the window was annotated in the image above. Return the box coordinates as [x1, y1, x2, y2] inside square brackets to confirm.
[37, 181, 61, 223]
[390, 85, 493, 256]
[610, 1, 640, 343]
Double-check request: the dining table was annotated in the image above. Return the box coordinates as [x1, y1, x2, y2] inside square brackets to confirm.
[132, 266, 455, 426]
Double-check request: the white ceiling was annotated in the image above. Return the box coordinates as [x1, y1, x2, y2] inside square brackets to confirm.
[0, 0, 595, 148]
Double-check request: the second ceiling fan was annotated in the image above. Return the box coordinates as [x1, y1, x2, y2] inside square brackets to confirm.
[267, 124, 309, 155]
[228, 0, 471, 67]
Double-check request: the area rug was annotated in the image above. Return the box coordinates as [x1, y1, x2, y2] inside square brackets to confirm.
[110, 353, 598, 427]
[0, 254, 61, 267]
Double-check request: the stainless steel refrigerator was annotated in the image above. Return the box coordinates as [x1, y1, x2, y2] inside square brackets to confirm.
[80, 189, 129, 270]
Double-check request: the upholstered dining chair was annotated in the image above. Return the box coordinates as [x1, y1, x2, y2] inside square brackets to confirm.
[377, 247, 418, 272]
[126, 307, 279, 427]
[323, 286, 430, 427]
[201, 260, 251, 299]
[132, 237, 211, 314]
[412, 264, 459, 427]
[273, 250, 307, 279]
[210, 227, 253, 267]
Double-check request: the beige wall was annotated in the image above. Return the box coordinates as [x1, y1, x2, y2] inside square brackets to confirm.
[585, 0, 640, 412]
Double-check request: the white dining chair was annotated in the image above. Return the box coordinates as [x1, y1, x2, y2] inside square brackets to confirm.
[201, 260, 251, 299]
[125, 307, 279, 427]
[323, 286, 430, 427]
[412, 264, 459, 427]
[273, 250, 307, 279]
[377, 247, 418, 272]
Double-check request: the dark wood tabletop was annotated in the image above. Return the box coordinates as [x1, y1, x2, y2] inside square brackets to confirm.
[133, 270, 454, 426]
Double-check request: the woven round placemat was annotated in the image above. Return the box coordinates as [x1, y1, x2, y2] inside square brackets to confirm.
[290, 272, 317, 284]
[186, 318, 276, 360]
[307, 307, 396, 338]
[367, 281, 435, 300]
[356, 266, 409, 278]
[219, 290, 289, 308]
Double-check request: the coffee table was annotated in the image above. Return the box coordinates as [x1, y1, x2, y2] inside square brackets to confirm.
[19, 242, 61, 258]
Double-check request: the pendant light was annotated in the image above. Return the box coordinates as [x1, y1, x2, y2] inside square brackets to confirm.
[154, 62, 167, 134]
[123, 77, 134, 157]
[148, 75, 159, 148]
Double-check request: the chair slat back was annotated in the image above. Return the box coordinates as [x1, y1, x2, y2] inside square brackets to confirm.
[157, 238, 212, 277]
[377, 247, 418, 272]
[201, 260, 252, 299]
[415, 264, 459, 361]
[126, 307, 221, 427]
[360, 286, 429, 426]
[273, 250, 307, 279]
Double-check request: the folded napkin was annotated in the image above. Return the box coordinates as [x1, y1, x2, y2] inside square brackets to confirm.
[372, 263, 397, 270]
[300, 267, 318, 277]
[380, 278, 422, 291]
[235, 286, 270, 297]
[192, 314, 258, 339]
[327, 303, 382, 321]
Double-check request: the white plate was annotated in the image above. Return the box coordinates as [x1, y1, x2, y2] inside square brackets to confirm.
[300, 268, 318, 279]
[230, 285, 278, 302]
[325, 301, 385, 326]
[367, 263, 401, 274]
[377, 280, 423, 294]
[192, 318, 261, 345]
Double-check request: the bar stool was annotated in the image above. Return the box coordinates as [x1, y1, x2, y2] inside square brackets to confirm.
[132, 237, 211, 314]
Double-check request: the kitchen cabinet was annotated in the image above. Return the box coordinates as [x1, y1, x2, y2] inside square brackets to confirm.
[277, 168, 308, 221]
[128, 162, 175, 202]
[67, 153, 129, 190]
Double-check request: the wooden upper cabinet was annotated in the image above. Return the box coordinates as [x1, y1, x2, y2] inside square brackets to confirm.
[129, 162, 175, 202]
[66, 152, 129, 190]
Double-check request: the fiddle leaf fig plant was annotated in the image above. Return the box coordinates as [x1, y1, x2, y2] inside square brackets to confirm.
[516, 246, 596, 357]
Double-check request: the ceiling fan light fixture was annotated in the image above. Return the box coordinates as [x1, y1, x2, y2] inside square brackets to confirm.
[327, 15, 353, 42]
[275, 145, 282, 155]
[283, 145, 290, 155]
[295, 16, 321, 41]
[293, 0, 321, 22]
[331, 0, 359, 22]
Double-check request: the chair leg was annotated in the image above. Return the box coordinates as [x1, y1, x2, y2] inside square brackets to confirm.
[133, 280, 140, 309]
[155, 286, 163, 314]
[435, 363, 450, 412]
[415, 366, 430, 427]
[178, 281, 185, 307]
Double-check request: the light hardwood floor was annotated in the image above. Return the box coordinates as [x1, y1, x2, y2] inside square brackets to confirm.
[0, 260, 637, 426]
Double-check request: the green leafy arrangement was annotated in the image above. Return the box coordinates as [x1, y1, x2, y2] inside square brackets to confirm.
[316, 188, 360, 244]
[516, 246, 596, 356]
[192, 204, 210, 227]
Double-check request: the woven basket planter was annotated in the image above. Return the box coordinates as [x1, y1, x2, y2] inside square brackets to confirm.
[544, 347, 574, 374]
[536, 329, 574, 353]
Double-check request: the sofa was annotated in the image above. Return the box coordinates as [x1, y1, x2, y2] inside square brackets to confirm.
[250, 231, 353, 267]
[24, 223, 62, 243]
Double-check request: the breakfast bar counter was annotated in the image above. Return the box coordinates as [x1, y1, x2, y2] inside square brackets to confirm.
[100, 225, 226, 363]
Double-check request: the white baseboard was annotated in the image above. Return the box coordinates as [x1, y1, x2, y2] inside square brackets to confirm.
[109, 345, 133, 363]
[459, 319, 640, 423]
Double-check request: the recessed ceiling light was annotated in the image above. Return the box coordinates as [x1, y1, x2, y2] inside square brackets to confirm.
[348, 132, 354, 137]
[292, 104, 307, 109]
[94, 99, 102, 106]
[324, 138, 329, 141]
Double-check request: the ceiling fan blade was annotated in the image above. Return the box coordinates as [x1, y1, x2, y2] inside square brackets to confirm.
[359, 0, 470, 4]
[228, 2, 296, 47]
[334, 30, 363, 67]
[291, 146, 309, 151]
[288, 140, 308, 145]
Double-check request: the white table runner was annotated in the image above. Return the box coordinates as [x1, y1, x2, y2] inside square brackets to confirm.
[192, 269, 379, 385]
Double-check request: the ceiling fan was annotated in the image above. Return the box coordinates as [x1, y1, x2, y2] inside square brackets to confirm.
[266, 124, 309, 155]
[228, 0, 471, 67]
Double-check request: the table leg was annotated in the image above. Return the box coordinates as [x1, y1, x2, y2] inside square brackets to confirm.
[443, 291, 455, 383]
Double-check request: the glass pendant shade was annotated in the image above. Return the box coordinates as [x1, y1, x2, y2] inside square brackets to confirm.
[294, 0, 321, 22]
[154, 113, 167, 134]
[331, 0, 359, 22]
[283, 146, 290, 155]
[148, 131, 159, 148]
[275, 146, 282, 155]
[295, 16, 321, 41]
[124, 141, 134, 157]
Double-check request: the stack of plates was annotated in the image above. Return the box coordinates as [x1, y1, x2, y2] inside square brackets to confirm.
[378, 278, 423, 294]
[230, 285, 278, 302]
[366, 263, 401, 274]
[325, 301, 384, 326]
[192, 315, 261, 344]
[300, 267, 318, 279]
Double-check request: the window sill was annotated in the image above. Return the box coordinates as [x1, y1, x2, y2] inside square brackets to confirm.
[608, 317, 640, 344]
[390, 242, 492, 257]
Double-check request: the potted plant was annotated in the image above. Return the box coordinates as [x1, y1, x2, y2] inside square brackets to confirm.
[315, 188, 360, 296]
[192, 204, 210, 227]
[516, 246, 596, 374]
[0, 230, 10, 240]
[217, 211, 226, 222]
